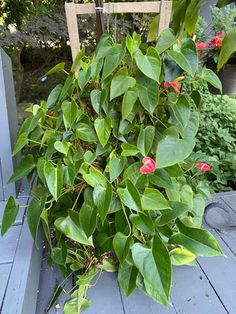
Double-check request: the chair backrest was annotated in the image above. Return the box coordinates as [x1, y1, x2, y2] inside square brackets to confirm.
[0, 48, 18, 200]
[65, 1, 172, 61]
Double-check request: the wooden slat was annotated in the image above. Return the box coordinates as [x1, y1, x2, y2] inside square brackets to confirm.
[0, 225, 21, 264]
[121, 289, 176, 314]
[198, 227, 236, 313]
[84, 272, 125, 314]
[0, 264, 11, 307]
[170, 264, 227, 314]
[65, 1, 172, 60]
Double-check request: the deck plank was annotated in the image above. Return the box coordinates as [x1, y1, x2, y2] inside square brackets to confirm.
[84, 272, 125, 314]
[0, 264, 12, 308]
[0, 225, 21, 264]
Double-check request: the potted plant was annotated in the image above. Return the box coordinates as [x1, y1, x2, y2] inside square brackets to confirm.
[195, 4, 236, 94]
[1, 30, 223, 313]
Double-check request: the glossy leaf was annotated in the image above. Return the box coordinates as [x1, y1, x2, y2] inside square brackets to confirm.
[156, 127, 195, 168]
[94, 117, 111, 147]
[118, 261, 138, 297]
[137, 126, 155, 156]
[45, 62, 65, 76]
[79, 202, 97, 237]
[135, 47, 161, 82]
[126, 32, 141, 56]
[117, 179, 142, 211]
[8, 155, 35, 183]
[121, 143, 140, 157]
[149, 169, 173, 189]
[155, 201, 189, 226]
[102, 44, 125, 79]
[27, 197, 45, 239]
[138, 82, 159, 115]
[122, 90, 137, 120]
[55, 216, 93, 246]
[44, 161, 63, 200]
[156, 28, 176, 54]
[93, 183, 112, 224]
[147, 15, 160, 42]
[90, 89, 101, 114]
[47, 84, 63, 109]
[170, 248, 196, 266]
[201, 68, 222, 92]
[1, 196, 19, 236]
[142, 188, 169, 211]
[218, 28, 236, 70]
[167, 50, 193, 76]
[169, 219, 223, 257]
[54, 141, 70, 155]
[61, 101, 78, 130]
[113, 232, 131, 263]
[83, 166, 107, 188]
[132, 235, 172, 305]
[110, 75, 136, 100]
[76, 123, 97, 142]
[13, 132, 28, 156]
[171, 95, 191, 128]
[130, 212, 155, 235]
[109, 153, 125, 182]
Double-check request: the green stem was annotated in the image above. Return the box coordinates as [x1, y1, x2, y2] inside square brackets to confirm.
[121, 203, 132, 237]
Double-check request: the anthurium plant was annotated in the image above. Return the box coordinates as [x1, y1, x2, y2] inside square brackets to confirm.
[1, 30, 223, 312]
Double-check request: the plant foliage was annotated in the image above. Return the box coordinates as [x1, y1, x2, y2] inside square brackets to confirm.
[1, 31, 222, 312]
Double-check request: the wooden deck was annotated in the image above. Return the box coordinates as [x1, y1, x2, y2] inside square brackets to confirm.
[0, 183, 43, 314]
[36, 192, 236, 314]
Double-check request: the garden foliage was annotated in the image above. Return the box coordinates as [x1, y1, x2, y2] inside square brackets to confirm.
[1, 31, 223, 312]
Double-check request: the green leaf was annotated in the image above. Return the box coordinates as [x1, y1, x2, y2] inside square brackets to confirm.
[182, 47, 198, 76]
[13, 132, 28, 156]
[79, 202, 97, 237]
[40, 207, 51, 246]
[71, 48, 85, 72]
[102, 44, 125, 79]
[110, 75, 136, 100]
[181, 112, 199, 138]
[93, 183, 112, 224]
[8, 155, 35, 183]
[44, 161, 63, 201]
[46, 84, 63, 109]
[141, 188, 169, 211]
[147, 15, 160, 42]
[201, 68, 222, 92]
[83, 166, 107, 188]
[217, 0, 236, 7]
[169, 219, 223, 257]
[54, 141, 70, 155]
[121, 143, 140, 157]
[1, 196, 19, 236]
[185, 0, 206, 35]
[90, 89, 101, 114]
[76, 123, 97, 142]
[109, 153, 125, 182]
[137, 126, 155, 156]
[167, 50, 193, 76]
[156, 127, 195, 168]
[135, 47, 161, 82]
[155, 201, 189, 226]
[149, 169, 173, 189]
[122, 90, 138, 120]
[27, 197, 45, 239]
[44, 62, 65, 76]
[180, 185, 193, 209]
[132, 234, 172, 305]
[94, 117, 111, 147]
[77, 70, 90, 91]
[55, 216, 93, 246]
[118, 261, 138, 297]
[170, 248, 196, 266]
[218, 28, 236, 70]
[61, 101, 78, 130]
[117, 179, 142, 211]
[123, 162, 142, 185]
[113, 232, 131, 263]
[138, 82, 159, 115]
[156, 28, 176, 54]
[126, 32, 141, 56]
[130, 212, 155, 235]
[170, 95, 191, 129]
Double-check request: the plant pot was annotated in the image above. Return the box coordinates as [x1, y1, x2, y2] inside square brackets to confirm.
[208, 63, 236, 95]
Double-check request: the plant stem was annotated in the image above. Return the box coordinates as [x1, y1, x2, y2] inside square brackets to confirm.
[121, 203, 132, 237]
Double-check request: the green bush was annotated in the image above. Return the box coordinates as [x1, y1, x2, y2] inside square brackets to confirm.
[1, 31, 223, 313]
[194, 93, 236, 192]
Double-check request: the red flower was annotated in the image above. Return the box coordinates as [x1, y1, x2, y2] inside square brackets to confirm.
[164, 81, 180, 93]
[195, 42, 208, 50]
[196, 162, 212, 172]
[139, 157, 156, 174]
[209, 33, 223, 48]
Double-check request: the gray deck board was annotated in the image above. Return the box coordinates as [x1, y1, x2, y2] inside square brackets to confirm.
[0, 264, 11, 305]
[0, 225, 21, 264]
[33, 191, 236, 314]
